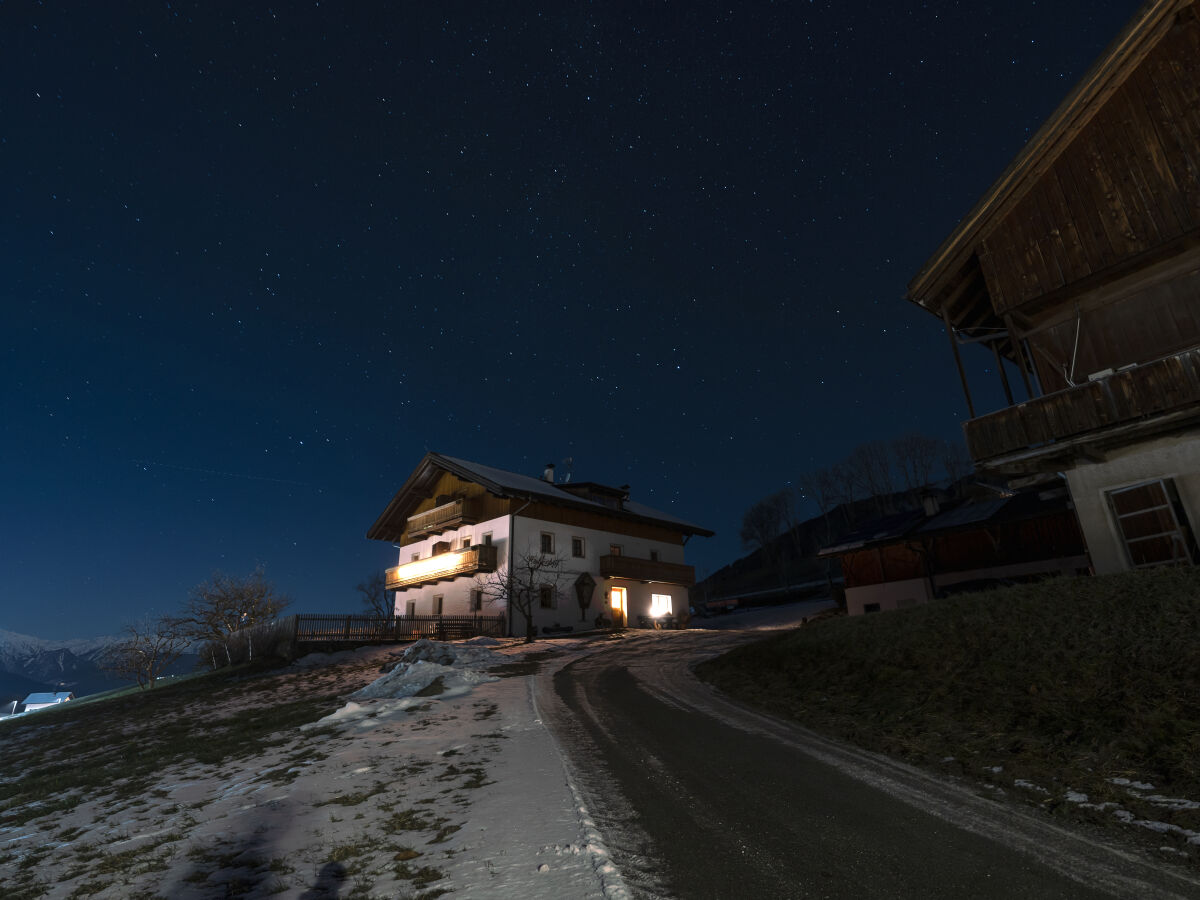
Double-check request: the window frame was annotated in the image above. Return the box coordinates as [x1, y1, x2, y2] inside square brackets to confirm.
[538, 585, 556, 609]
[571, 536, 585, 558]
[1106, 477, 1197, 568]
[540, 532, 555, 554]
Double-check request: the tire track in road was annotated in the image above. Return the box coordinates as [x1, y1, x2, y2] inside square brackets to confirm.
[539, 630, 1200, 899]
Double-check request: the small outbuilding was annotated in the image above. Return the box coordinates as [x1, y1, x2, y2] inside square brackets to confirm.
[819, 485, 1089, 616]
[21, 692, 75, 712]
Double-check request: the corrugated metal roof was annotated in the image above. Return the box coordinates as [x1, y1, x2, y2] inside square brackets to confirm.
[915, 497, 1010, 533]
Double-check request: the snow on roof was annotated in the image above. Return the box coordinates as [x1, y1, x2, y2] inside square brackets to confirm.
[437, 453, 713, 534]
[367, 452, 713, 542]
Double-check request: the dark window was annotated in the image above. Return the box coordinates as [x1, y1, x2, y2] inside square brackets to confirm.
[609, 544, 622, 557]
[863, 603, 881, 614]
[539, 585, 556, 609]
[541, 532, 554, 554]
[650, 549, 659, 562]
[571, 537, 585, 558]
[470, 590, 483, 612]
[433, 595, 444, 615]
[1107, 478, 1197, 568]
[482, 532, 493, 545]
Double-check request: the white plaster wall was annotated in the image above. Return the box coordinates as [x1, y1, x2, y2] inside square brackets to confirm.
[390, 509, 695, 636]
[510, 514, 689, 634]
[1063, 431, 1200, 574]
[392, 513, 511, 618]
[845, 578, 932, 616]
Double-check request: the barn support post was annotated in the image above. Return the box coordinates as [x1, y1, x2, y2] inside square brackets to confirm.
[1004, 314, 1035, 399]
[942, 309, 976, 418]
[990, 340, 1015, 405]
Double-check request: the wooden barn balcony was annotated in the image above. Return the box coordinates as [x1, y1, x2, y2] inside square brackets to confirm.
[406, 497, 482, 539]
[386, 543, 498, 591]
[599, 555, 696, 586]
[965, 345, 1200, 467]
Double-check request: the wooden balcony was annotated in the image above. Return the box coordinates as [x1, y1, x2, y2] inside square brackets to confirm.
[406, 497, 482, 539]
[386, 543, 498, 591]
[599, 555, 696, 586]
[965, 345, 1200, 466]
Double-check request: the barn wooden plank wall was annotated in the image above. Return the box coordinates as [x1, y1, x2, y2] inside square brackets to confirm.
[981, 10, 1200, 314]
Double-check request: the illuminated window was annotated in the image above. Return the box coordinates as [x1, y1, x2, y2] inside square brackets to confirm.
[1107, 478, 1197, 567]
[571, 536, 585, 558]
[539, 585, 556, 609]
[541, 532, 555, 554]
[650, 593, 672, 616]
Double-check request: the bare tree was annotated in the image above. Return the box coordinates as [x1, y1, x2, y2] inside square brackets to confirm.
[797, 466, 848, 601]
[180, 566, 290, 667]
[828, 458, 858, 508]
[846, 440, 896, 514]
[740, 492, 786, 554]
[941, 437, 974, 490]
[891, 433, 942, 494]
[99, 615, 190, 689]
[356, 570, 393, 619]
[474, 551, 568, 643]
[796, 467, 839, 549]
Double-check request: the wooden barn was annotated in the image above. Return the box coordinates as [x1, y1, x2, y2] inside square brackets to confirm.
[908, 0, 1200, 573]
[819, 487, 1089, 616]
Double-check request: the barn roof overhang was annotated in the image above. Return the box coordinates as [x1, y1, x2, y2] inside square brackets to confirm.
[906, 0, 1192, 334]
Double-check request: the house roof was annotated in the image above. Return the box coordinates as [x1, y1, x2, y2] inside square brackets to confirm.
[906, 0, 1190, 330]
[22, 692, 73, 704]
[366, 452, 714, 542]
[818, 488, 1073, 557]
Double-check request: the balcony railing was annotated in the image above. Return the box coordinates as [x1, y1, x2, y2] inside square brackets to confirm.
[965, 345, 1200, 464]
[386, 543, 498, 591]
[599, 555, 696, 586]
[406, 497, 482, 538]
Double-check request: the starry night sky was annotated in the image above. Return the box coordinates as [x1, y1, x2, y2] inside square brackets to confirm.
[4, 1, 1138, 638]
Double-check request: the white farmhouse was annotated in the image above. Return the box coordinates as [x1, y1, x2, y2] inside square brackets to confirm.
[366, 453, 713, 636]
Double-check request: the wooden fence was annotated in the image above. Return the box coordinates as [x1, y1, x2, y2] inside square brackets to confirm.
[293, 613, 507, 645]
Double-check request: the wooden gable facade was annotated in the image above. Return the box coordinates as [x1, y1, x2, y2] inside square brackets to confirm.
[908, 0, 1200, 468]
[907, 0, 1200, 574]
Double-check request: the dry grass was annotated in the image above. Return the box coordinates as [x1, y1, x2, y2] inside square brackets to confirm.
[698, 567, 1200, 856]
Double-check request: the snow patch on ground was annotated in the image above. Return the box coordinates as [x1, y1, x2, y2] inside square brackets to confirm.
[4, 638, 625, 898]
[1013, 779, 1049, 795]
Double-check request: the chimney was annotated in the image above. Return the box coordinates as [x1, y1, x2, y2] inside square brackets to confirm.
[543, 463, 555, 483]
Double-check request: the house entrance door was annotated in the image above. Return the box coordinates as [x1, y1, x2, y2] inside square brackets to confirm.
[610, 586, 627, 628]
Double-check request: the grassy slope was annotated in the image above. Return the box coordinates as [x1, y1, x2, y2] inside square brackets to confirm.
[697, 567, 1200, 851]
